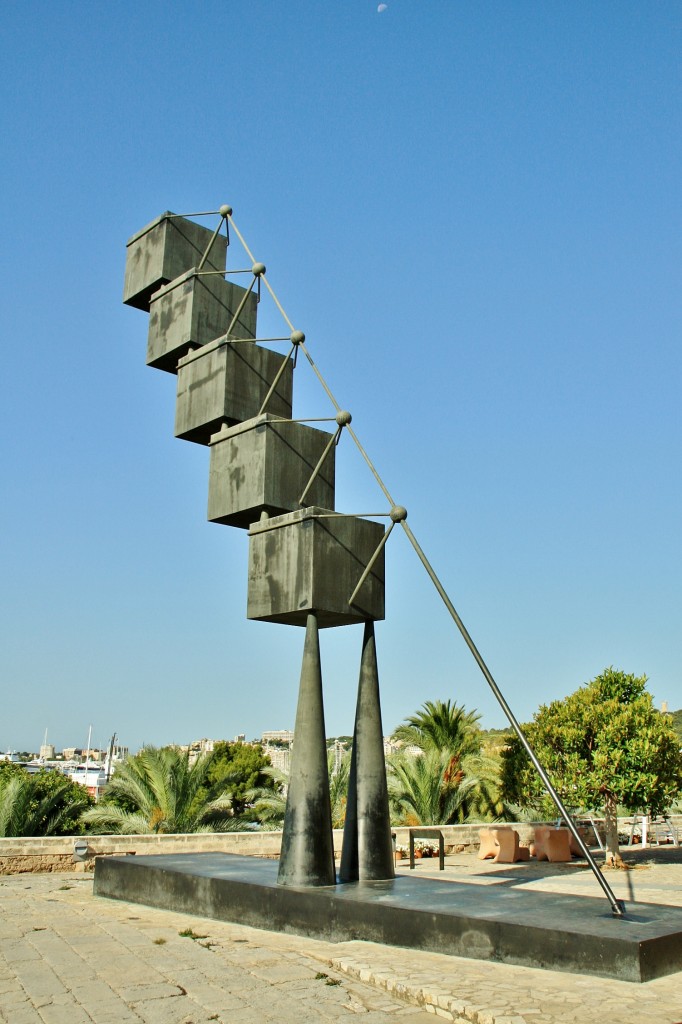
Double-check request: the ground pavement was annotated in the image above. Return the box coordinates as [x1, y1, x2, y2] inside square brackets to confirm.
[0, 848, 681, 1024]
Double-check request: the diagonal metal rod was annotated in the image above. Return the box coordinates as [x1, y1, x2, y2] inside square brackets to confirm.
[348, 522, 394, 607]
[298, 426, 342, 506]
[299, 342, 343, 412]
[398, 519, 625, 916]
[224, 274, 257, 339]
[220, 210, 625, 916]
[197, 214, 226, 271]
[227, 217, 296, 332]
[258, 343, 297, 416]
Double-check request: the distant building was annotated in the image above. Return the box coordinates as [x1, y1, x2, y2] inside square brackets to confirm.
[261, 730, 294, 746]
[39, 744, 56, 760]
[384, 737, 420, 758]
[62, 747, 82, 761]
[264, 745, 291, 773]
[330, 739, 348, 776]
[234, 734, 246, 743]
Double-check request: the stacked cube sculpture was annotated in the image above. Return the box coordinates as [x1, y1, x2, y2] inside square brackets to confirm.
[124, 207, 394, 887]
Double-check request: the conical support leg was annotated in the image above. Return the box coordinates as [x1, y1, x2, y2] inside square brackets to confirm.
[277, 613, 336, 887]
[340, 621, 395, 882]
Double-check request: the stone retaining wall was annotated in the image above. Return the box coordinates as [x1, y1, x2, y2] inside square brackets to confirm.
[1, 816, 678, 874]
[0, 823, 555, 875]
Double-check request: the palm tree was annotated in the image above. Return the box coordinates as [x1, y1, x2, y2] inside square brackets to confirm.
[81, 747, 239, 834]
[392, 699, 505, 822]
[389, 749, 493, 826]
[393, 699, 482, 759]
[0, 770, 91, 837]
[247, 765, 288, 827]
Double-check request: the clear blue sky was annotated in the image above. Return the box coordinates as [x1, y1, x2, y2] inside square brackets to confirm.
[1, 2, 680, 754]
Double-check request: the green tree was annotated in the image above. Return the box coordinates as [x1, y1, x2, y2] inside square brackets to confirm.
[670, 709, 682, 745]
[247, 765, 288, 827]
[328, 748, 351, 829]
[0, 765, 93, 837]
[388, 749, 485, 826]
[201, 741, 275, 819]
[500, 668, 682, 865]
[82, 747, 238, 834]
[393, 700, 482, 758]
[392, 699, 505, 821]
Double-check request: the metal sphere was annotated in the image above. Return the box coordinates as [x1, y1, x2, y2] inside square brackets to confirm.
[290, 330, 305, 345]
[389, 505, 407, 523]
[219, 204, 232, 217]
[252, 262, 266, 276]
[336, 410, 352, 427]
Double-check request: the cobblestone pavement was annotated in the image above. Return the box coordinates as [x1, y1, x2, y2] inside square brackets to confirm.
[0, 874, 432, 1024]
[0, 857, 681, 1024]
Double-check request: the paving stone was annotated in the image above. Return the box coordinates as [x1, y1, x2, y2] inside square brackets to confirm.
[0, 1006, 45, 1024]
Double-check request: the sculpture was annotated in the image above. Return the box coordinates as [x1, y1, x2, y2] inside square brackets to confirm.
[123, 204, 625, 913]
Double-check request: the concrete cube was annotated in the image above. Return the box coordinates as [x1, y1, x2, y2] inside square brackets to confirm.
[123, 212, 227, 311]
[147, 270, 258, 374]
[175, 340, 293, 444]
[247, 507, 385, 627]
[208, 415, 336, 529]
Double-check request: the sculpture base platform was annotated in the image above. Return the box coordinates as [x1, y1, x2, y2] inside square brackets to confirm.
[93, 853, 682, 983]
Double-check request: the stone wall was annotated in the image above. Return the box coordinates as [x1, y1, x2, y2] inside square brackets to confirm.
[1, 816, 679, 874]
[0, 823, 553, 874]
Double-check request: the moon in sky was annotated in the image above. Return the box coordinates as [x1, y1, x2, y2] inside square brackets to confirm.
[378, 3, 388, 11]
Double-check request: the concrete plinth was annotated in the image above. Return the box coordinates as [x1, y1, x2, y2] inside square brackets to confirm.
[278, 614, 336, 887]
[340, 622, 394, 882]
[247, 507, 385, 627]
[175, 340, 293, 443]
[93, 853, 682, 983]
[123, 213, 227, 312]
[147, 270, 258, 374]
[207, 415, 335, 529]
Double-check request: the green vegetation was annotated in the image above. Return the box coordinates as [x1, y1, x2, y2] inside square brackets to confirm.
[199, 741, 275, 820]
[0, 764, 93, 837]
[500, 668, 682, 864]
[669, 708, 682, 744]
[82, 746, 239, 834]
[388, 700, 505, 825]
[328, 748, 351, 829]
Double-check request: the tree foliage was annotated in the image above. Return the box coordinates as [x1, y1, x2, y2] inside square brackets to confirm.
[201, 741, 275, 819]
[0, 764, 93, 837]
[388, 749, 484, 826]
[82, 747, 239, 834]
[391, 699, 505, 823]
[393, 699, 482, 758]
[500, 668, 682, 862]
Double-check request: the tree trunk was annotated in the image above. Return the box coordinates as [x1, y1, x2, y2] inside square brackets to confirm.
[603, 794, 624, 867]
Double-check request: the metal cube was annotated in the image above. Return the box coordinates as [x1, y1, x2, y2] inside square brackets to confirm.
[147, 270, 258, 374]
[123, 212, 227, 311]
[208, 415, 336, 529]
[175, 339, 293, 444]
[247, 507, 385, 627]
